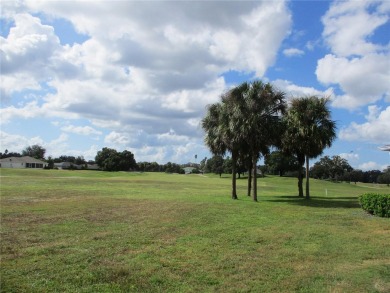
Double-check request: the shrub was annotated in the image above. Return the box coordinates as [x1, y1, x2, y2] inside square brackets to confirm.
[359, 193, 390, 218]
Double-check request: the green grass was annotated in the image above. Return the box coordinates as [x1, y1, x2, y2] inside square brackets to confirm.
[1, 169, 389, 292]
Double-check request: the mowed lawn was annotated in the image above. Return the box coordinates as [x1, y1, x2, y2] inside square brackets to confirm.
[1, 169, 389, 293]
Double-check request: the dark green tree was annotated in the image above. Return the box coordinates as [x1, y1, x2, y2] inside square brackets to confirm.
[236, 81, 286, 201]
[264, 151, 299, 176]
[95, 147, 136, 171]
[378, 167, 390, 186]
[363, 170, 382, 183]
[282, 96, 336, 199]
[348, 169, 364, 184]
[118, 150, 136, 171]
[22, 144, 46, 160]
[202, 100, 238, 199]
[310, 155, 352, 180]
[205, 155, 224, 177]
[48, 156, 55, 169]
[202, 81, 286, 201]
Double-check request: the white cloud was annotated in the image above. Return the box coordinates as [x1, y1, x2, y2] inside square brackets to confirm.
[157, 129, 190, 145]
[0, 1, 295, 163]
[358, 161, 388, 171]
[272, 79, 333, 99]
[61, 125, 102, 136]
[1, 101, 46, 123]
[316, 0, 390, 110]
[316, 53, 390, 109]
[339, 106, 390, 143]
[283, 48, 304, 57]
[322, 0, 389, 57]
[0, 131, 32, 153]
[0, 130, 72, 159]
[339, 152, 359, 162]
[104, 131, 130, 146]
[1, 1, 292, 143]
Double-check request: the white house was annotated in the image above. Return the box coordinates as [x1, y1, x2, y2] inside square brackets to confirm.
[0, 156, 48, 169]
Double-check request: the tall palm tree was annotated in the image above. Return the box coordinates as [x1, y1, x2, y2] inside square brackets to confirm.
[202, 81, 285, 201]
[202, 84, 248, 199]
[282, 96, 336, 199]
[236, 81, 286, 201]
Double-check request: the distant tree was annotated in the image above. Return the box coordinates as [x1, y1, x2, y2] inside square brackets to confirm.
[75, 156, 86, 165]
[264, 151, 299, 176]
[191, 168, 200, 174]
[1, 150, 21, 159]
[310, 155, 352, 180]
[199, 157, 207, 173]
[46, 156, 55, 169]
[378, 167, 390, 186]
[348, 169, 364, 184]
[163, 162, 184, 174]
[22, 145, 46, 160]
[205, 155, 224, 177]
[223, 157, 232, 175]
[54, 156, 76, 163]
[118, 150, 136, 171]
[95, 147, 137, 171]
[363, 170, 382, 183]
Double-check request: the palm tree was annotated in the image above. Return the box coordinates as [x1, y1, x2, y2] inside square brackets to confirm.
[202, 95, 243, 199]
[282, 96, 336, 199]
[202, 81, 285, 201]
[234, 81, 286, 201]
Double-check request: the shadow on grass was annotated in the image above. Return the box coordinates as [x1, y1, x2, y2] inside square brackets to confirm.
[266, 195, 360, 209]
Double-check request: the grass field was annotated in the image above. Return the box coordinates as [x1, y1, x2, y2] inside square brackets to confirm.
[1, 169, 389, 292]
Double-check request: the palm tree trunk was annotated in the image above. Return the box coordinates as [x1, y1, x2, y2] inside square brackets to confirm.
[252, 155, 258, 202]
[298, 166, 304, 197]
[232, 152, 238, 200]
[305, 155, 310, 199]
[247, 162, 252, 196]
[247, 163, 252, 196]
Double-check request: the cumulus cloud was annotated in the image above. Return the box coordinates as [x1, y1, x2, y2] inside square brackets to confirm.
[339, 106, 390, 143]
[322, 0, 389, 57]
[104, 131, 131, 146]
[316, 0, 390, 109]
[316, 53, 390, 109]
[358, 161, 388, 172]
[0, 130, 70, 158]
[61, 125, 102, 136]
[272, 79, 333, 99]
[1, 0, 293, 163]
[283, 48, 304, 57]
[339, 152, 359, 162]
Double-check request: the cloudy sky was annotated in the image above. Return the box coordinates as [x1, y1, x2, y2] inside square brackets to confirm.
[1, 0, 389, 170]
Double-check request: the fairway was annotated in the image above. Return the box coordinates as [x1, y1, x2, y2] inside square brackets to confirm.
[1, 169, 389, 292]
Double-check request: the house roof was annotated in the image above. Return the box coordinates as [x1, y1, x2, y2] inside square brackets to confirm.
[0, 156, 46, 164]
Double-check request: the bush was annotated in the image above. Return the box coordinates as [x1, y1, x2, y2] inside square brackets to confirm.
[359, 193, 390, 218]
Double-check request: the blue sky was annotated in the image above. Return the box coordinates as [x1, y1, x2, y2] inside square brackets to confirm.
[1, 0, 389, 170]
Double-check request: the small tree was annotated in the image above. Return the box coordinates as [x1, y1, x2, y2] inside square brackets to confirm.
[22, 145, 46, 160]
[95, 147, 136, 171]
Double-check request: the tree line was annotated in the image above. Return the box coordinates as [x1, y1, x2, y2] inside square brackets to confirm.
[1, 145, 189, 174]
[203, 152, 389, 186]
